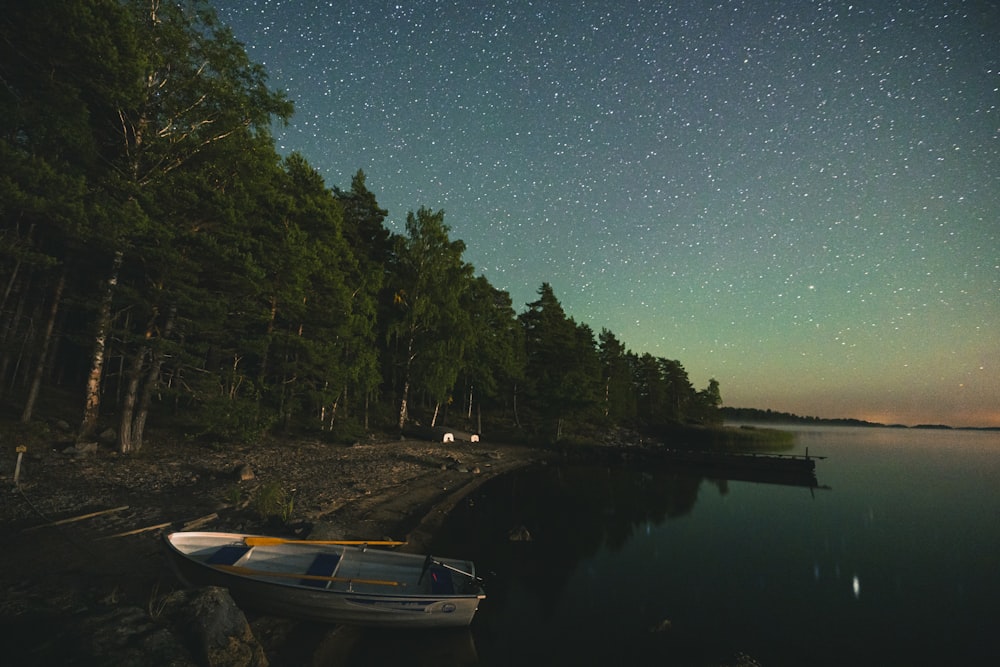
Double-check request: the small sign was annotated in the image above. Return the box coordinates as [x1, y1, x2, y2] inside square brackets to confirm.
[15, 445, 27, 453]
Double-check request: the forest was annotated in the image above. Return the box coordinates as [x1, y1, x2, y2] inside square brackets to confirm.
[0, 0, 722, 453]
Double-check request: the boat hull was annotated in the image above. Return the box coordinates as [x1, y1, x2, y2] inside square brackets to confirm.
[163, 532, 484, 628]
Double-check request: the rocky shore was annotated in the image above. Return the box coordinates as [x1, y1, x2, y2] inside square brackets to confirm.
[0, 432, 547, 665]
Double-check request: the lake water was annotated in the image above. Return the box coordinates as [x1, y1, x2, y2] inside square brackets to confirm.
[339, 426, 1000, 666]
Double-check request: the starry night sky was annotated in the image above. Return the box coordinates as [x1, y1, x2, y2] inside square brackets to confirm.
[213, 0, 999, 427]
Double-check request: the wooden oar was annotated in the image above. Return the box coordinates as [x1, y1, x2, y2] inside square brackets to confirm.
[428, 557, 480, 582]
[215, 564, 403, 587]
[243, 537, 406, 547]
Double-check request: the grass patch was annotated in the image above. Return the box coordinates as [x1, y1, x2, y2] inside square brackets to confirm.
[222, 484, 243, 507]
[250, 480, 294, 523]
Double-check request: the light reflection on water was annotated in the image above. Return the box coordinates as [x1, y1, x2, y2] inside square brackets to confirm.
[341, 427, 1000, 666]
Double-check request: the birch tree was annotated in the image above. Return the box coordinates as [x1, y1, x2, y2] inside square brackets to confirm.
[598, 328, 636, 424]
[387, 208, 473, 429]
[83, 0, 291, 451]
[0, 0, 136, 424]
[458, 276, 525, 434]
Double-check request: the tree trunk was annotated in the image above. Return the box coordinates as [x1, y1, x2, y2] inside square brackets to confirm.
[398, 379, 410, 430]
[13, 299, 43, 392]
[0, 222, 29, 313]
[0, 275, 29, 398]
[80, 250, 122, 440]
[512, 382, 520, 428]
[258, 293, 278, 384]
[430, 401, 440, 427]
[118, 343, 146, 453]
[21, 271, 65, 423]
[397, 333, 415, 430]
[326, 389, 342, 431]
[363, 392, 370, 431]
[129, 305, 176, 453]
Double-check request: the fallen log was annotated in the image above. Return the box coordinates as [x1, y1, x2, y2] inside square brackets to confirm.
[101, 512, 219, 540]
[23, 505, 130, 531]
[101, 521, 172, 539]
[180, 513, 218, 531]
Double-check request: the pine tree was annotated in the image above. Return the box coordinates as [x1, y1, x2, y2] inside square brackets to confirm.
[519, 283, 600, 441]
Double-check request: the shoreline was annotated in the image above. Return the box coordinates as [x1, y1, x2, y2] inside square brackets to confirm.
[0, 434, 548, 659]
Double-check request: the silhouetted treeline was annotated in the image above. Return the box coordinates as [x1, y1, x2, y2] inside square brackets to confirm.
[0, 1, 721, 451]
[722, 407, 895, 428]
[723, 408, 1000, 431]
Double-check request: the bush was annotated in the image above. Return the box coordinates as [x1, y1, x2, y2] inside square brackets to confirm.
[188, 395, 277, 444]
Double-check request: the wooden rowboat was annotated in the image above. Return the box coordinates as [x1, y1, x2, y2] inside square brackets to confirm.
[163, 531, 486, 628]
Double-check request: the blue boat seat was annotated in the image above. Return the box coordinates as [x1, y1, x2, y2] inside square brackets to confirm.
[206, 544, 251, 565]
[302, 552, 341, 588]
[428, 567, 455, 594]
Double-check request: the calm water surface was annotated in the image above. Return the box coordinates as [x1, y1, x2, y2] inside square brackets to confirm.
[343, 427, 1000, 666]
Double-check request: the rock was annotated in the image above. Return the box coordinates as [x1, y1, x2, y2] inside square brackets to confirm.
[98, 427, 117, 444]
[162, 586, 268, 667]
[55, 419, 71, 431]
[234, 464, 254, 481]
[729, 651, 764, 667]
[74, 605, 197, 666]
[508, 524, 532, 542]
[307, 520, 347, 540]
[65, 441, 99, 456]
[649, 618, 672, 633]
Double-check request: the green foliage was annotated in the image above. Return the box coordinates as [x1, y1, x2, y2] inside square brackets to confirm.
[328, 418, 369, 445]
[251, 480, 294, 523]
[223, 484, 243, 506]
[386, 207, 475, 427]
[0, 0, 726, 449]
[598, 329, 636, 424]
[519, 283, 602, 439]
[187, 395, 276, 445]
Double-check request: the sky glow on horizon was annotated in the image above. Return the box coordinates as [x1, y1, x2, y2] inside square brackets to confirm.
[214, 0, 999, 427]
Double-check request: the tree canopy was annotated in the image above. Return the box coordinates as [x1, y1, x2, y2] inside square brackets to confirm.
[0, 0, 722, 450]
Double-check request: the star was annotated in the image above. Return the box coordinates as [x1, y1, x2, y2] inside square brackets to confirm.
[213, 0, 1000, 426]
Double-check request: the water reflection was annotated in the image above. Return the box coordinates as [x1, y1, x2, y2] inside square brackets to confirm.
[428, 427, 1000, 666]
[312, 626, 478, 666]
[441, 461, 820, 565]
[446, 465, 704, 557]
[433, 464, 792, 665]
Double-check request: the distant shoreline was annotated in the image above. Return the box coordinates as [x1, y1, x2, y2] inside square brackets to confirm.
[721, 406, 1000, 431]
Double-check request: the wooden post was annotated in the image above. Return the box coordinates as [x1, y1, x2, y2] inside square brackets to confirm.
[13, 445, 26, 485]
